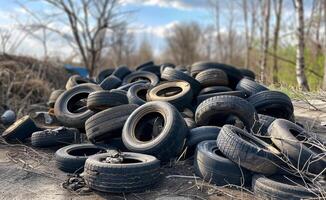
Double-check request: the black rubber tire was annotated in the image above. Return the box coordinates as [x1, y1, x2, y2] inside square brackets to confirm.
[96, 68, 114, 83]
[112, 66, 131, 79]
[195, 95, 256, 131]
[186, 126, 220, 156]
[87, 90, 128, 112]
[268, 119, 326, 175]
[55, 143, 108, 173]
[110, 89, 127, 95]
[195, 68, 229, 87]
[147, 80, 193, 109]
[252, 114, 276, 136]
[247, 91, 294, 120]
[236, 78, 268, 96]
[199, 86, 232, 95]
[122, 71, 159, 86]
[136, 60, 154, 70]
[127, 83, 150, 105]
[184, 117, 196, 129]
[48, 89, 65, 108]
[196, 91, 247, 105]
[116, 80, 148, 91]
[139, 65, 161, 77]
[190, 62, 243, 88]
[239, 68, 255, 80]
[161, 67, 201, 95]
[99, 75, 122, 90]
[252, 174, 319, 200]
[54, 83, 102, 128]
[216, 125, 282, 174]
[85, 104, 139, 143]
[84, 152, 161, 193]
[194, 140, 251, 186]
[31, 127, 79, 147]
[2, 115, 40, 142]
[122, 101, 189, 162]
[65, 75, 91, 90]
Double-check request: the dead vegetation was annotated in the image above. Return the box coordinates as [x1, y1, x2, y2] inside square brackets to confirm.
[0, 54, 68, 121]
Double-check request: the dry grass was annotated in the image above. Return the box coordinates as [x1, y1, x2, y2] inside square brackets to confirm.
[0, 54, 68, 121]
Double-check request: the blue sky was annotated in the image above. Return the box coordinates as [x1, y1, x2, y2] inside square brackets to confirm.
[0, 0, 314, 58]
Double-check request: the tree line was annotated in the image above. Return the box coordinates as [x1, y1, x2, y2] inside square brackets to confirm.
[0, 0, 325, 91]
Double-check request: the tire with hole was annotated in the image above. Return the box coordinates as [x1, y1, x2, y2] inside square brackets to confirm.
[199, 86, 232, 95]
[2, 115, 40, 142]
[55, 143, 108, 173]
[247, 91, 294, 120]
[31, 127, 79, 147]
[161, 67, 201, 95]
[99, 75, 121, 90]
[87, 90, 128, 111]
[268, 119, 326, 175]
[194, 140, 251, 186]
[195, 95, 256, 131]
[65, 75, 91, 90]
[54, 83, 102, 128]
[160, 63, 175, 74]
[196, 91, 246, 105]
[122, 71, 159, 86]
[195, 68, 228, 87]
[84, 152, 161, 193]
[252, 174, 319, 200]
[127, 83, 150, 105]
[122, 101, 189, 161]
[112, 66, 131, 79]
[147, 80, 193, 109]
[48, 89, 65, 108]
[236, 78, 268, 96]
[186, 126, 220, 156]
[85, 104, 139, 143]
[216, 125, 282, 174]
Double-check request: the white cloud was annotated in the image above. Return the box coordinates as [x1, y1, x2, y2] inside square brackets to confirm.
[129, 21, 180, 38]
[122, 0, 204, 10]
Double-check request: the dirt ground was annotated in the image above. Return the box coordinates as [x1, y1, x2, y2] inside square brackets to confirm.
[0, 100, 325, 200]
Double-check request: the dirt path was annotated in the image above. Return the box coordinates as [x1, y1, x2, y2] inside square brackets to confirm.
[0, 100, 325, 200]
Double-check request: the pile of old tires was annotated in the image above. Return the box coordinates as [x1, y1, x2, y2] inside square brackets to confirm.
[1, 61, 325, 198]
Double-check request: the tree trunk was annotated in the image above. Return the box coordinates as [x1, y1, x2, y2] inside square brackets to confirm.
[322, 0, 326, 89]
[272, 0, 282, 84]
[294, 0, 310, 91]
[260, 0, 271, 83]
[243, 0, 250, 68]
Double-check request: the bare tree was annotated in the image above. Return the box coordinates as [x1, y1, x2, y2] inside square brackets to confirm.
[260, 0, 271, 83]
[36, 0, 126, 76]
[165, 22, 201, 65]
[322, 0, 326, 90]
[137, 38, 153, 64]
[208, 0, 223, 61]
[0, 26, 28, 54]
[293, 0, 310, 91]
[109, 26, 135, 66]
[242, 0, 250, 68]
[272, 0, 283, 84]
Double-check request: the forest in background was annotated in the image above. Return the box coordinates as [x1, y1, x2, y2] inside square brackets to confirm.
[0, 0, 325, 91]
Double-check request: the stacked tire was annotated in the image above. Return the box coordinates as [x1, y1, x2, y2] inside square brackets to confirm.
[2, 61, 324, 198]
